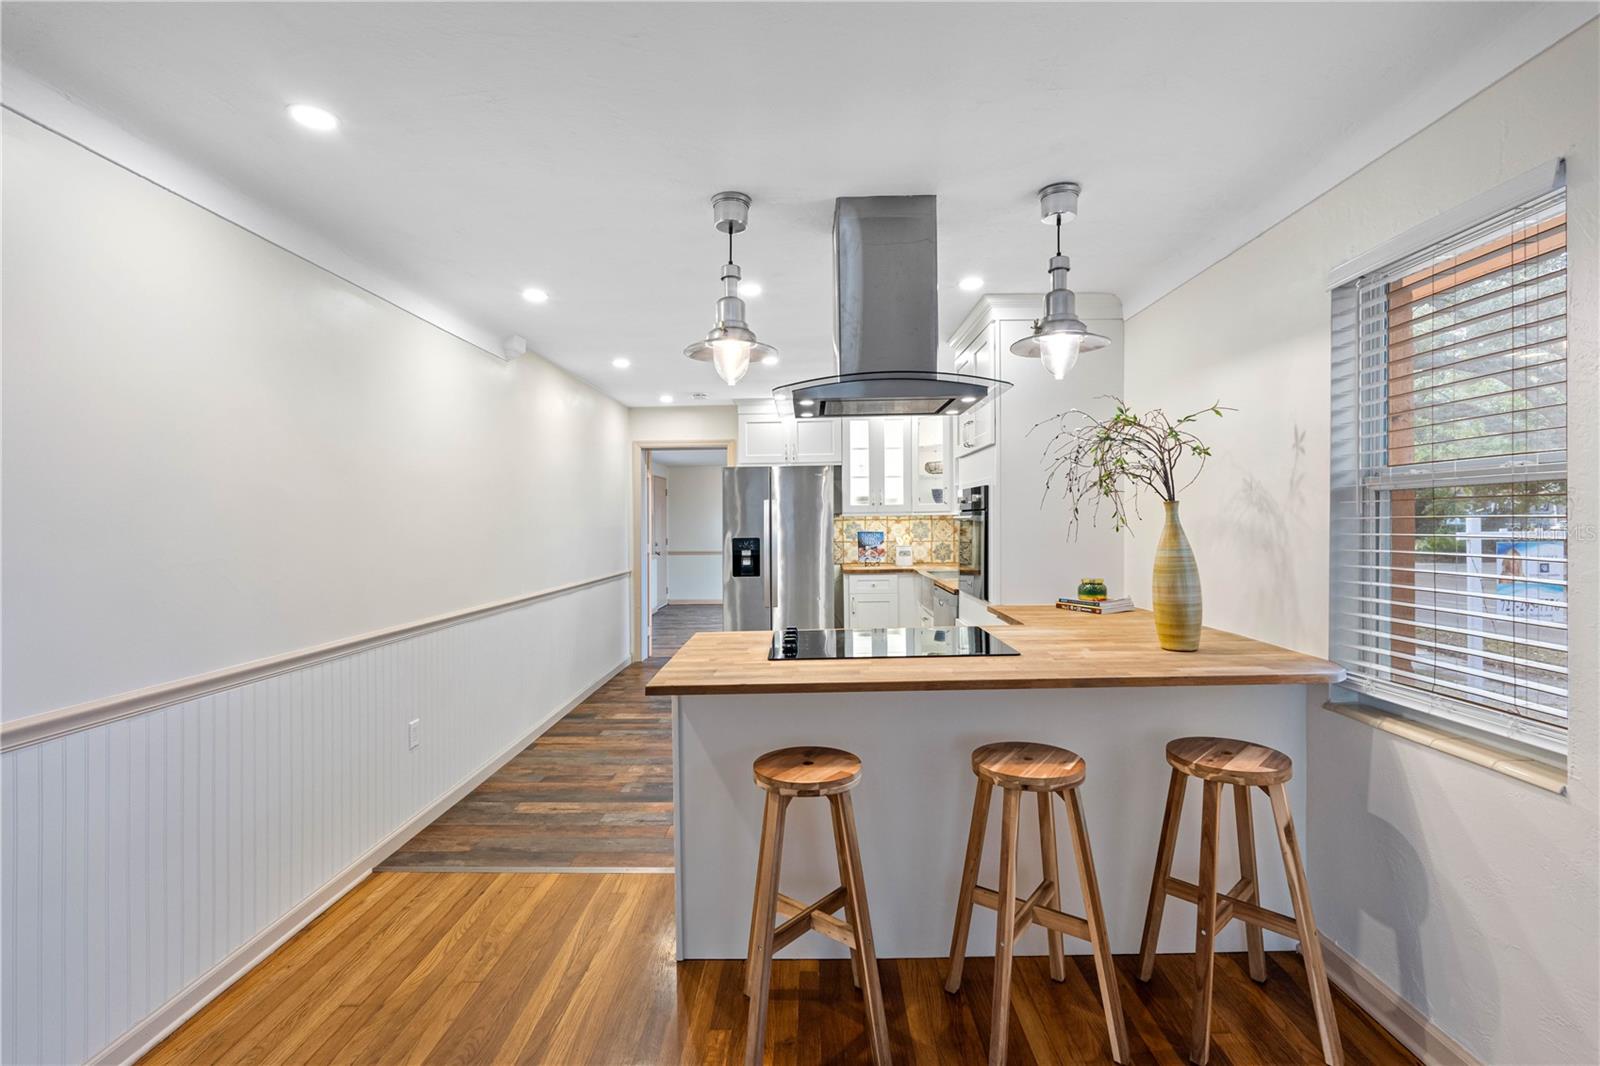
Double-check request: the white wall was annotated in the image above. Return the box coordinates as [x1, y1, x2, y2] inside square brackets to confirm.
[1, 112, 634, 1063]
[2, 111, 632, 720]
[629, 404, 737, 445]
[662, 465, 723, 602]
[1121, 23, 1598, 1064]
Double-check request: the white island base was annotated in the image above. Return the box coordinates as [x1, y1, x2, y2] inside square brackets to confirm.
[672, 684, 1319, 962]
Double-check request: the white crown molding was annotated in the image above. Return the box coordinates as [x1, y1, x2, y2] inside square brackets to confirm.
[1121, 7, 1599, 318]
[1, 67, 507, 359]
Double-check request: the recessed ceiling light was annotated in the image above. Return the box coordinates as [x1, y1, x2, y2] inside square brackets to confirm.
[286, 103, 339, 132]
[962, 395, 979, 403]
[958, 275, 984, 292]
[798, 398, 815, 407]
[521, 287, 549, 304]
[800, 412, 815, 418]
[738, 280, 763, 298]
[761, 354, 779, 367]
[659, 394, 674, 404]
[611, 357, 631, 369]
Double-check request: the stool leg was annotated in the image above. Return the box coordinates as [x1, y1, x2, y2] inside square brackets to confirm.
[1233, 783, 1267, 982]
[1063, 787, 1131, 1065]
[944, 775, 992, 993]
[828, 794, 864, 992]
[989, 787, 1021, 1066]
[1189, 780, 1222, 1065]
[1267, 784, 1343, 1066]
[745, 788, 779, 998]
[1137, 768, 1187, 981]
[1035, 790, 1066, 982]
[832, 791, 893, 1066]
[743, 792, 789, 1066]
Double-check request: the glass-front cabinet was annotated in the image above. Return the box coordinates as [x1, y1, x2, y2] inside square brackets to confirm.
[911, 415, 953, 513]
[843, 417, 909, 514]
[843, 415, 953, 515]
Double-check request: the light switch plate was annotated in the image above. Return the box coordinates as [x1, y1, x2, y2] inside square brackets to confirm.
[408, 718, 420, 750]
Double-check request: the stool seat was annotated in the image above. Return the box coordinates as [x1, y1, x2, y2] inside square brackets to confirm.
[972, 741, 1085, 791]
[1165, 736, 1292, 786]
[753, 746, 861, 796]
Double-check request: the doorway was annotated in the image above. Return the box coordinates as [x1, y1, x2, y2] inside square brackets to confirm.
[636, 444, 733, 658]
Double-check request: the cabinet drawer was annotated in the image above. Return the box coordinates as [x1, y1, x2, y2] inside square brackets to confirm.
[849, 575, 896, 594]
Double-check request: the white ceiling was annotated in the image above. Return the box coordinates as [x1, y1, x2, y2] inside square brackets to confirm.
[3, 3, 1589, 408]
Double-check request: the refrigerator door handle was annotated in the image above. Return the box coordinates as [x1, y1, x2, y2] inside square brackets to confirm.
[761, 499, 772, 609]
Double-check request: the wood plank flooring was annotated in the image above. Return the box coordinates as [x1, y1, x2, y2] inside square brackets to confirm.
[142, 871, 1419, 1065]
[378, 604, 718, 871]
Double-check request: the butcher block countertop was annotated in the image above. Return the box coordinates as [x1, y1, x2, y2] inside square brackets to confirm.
[646, 605, 1344, 696]
[839, 562, 966, 594]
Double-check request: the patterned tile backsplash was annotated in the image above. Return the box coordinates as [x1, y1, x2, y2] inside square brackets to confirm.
[834, 515, 961, 564]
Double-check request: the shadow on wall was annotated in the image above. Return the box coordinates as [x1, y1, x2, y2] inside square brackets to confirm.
[1217, 424, 1312, 647]
[1318, 721, 1498, 1050]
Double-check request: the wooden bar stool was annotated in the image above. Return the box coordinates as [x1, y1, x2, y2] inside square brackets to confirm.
[744, 746, 892, 1066]
[945, 742, 1130, 1066]
[1136, 737, 1343, 1066]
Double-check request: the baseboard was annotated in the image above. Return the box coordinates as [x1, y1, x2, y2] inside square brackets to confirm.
[90, 655, 632, 1066]
[1321, 937, 1481, 1066]
[666, 598, 721, 606]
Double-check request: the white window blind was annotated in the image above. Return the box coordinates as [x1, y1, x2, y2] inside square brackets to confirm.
[1330, 187, 1568, 750]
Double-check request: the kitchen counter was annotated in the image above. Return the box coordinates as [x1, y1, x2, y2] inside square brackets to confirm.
[662, 606, 1338, 964]
[839, 562, 965, 594]
[645, 608, 1342, 695]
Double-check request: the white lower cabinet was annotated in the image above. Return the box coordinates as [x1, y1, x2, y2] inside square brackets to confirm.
[845, 571, 947, 628]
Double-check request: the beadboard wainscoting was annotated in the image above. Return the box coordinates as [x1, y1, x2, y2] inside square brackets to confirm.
[0, 573, 629, 1066]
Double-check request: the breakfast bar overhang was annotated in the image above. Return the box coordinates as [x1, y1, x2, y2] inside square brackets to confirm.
[645, 606, 1345, 962]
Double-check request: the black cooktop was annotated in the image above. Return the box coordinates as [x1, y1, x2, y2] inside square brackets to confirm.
[769, 625, 1020, 661]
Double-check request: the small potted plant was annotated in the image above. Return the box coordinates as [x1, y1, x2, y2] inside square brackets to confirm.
[1035, 397, 1229, 651]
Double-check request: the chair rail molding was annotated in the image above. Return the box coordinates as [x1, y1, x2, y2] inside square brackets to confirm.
[1, 569, 629, 751]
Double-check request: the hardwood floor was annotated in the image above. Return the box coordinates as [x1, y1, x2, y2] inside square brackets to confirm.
[379, 604, 719, 871]
[142, 871, 1418, 1065]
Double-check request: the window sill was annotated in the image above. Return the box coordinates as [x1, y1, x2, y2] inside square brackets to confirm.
[1321, 701, 1568, 795]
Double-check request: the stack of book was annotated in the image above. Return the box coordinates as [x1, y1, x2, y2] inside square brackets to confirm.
[1056, 596, 1134, 615]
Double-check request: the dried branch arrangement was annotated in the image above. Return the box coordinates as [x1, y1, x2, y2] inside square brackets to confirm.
[1033, 397, 1231, 536]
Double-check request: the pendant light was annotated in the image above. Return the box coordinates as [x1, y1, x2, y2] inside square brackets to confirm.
[684, 191, 776, 387]
[1010, 182, 1108, 380]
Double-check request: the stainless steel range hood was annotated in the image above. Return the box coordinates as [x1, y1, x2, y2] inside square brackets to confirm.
[773, 195, 1009, 418]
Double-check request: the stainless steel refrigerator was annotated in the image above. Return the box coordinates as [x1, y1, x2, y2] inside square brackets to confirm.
[723, 465, 842, 631]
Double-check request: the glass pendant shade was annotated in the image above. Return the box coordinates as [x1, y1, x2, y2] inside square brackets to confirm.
[711, 338, 752, 386]
[1037, 331, 1083, 380]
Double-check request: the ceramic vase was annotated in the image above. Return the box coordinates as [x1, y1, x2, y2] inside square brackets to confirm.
[1152, 501, 1201, 651]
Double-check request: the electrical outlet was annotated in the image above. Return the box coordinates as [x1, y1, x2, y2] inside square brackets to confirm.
[408, 718, 420, 750]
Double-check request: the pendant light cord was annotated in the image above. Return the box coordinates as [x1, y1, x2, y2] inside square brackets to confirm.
[1055, 212, 1062, 256]
[728, 225, 735, 267]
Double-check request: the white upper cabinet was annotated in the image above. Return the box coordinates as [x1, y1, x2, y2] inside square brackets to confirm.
[738, 413, 842, 466]
[953, 331, 997, 456]
[842, 416, 914, 514]
[739, 415, 790, 464]
[792, 417, 842, 464]
[911, 415, 955, 513]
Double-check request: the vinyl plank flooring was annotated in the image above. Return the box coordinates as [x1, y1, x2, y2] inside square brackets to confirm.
[143, 872, 1418, 1066]
[379, 605, 719, 871]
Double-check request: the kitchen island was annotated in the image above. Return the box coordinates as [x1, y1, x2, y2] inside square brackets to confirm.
[646, 608, 1343, 961]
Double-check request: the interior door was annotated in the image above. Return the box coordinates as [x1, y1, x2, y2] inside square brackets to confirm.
[651, 474, 669, 610]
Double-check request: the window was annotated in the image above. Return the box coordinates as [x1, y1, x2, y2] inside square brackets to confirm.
[1330, 185, 1568, 753]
